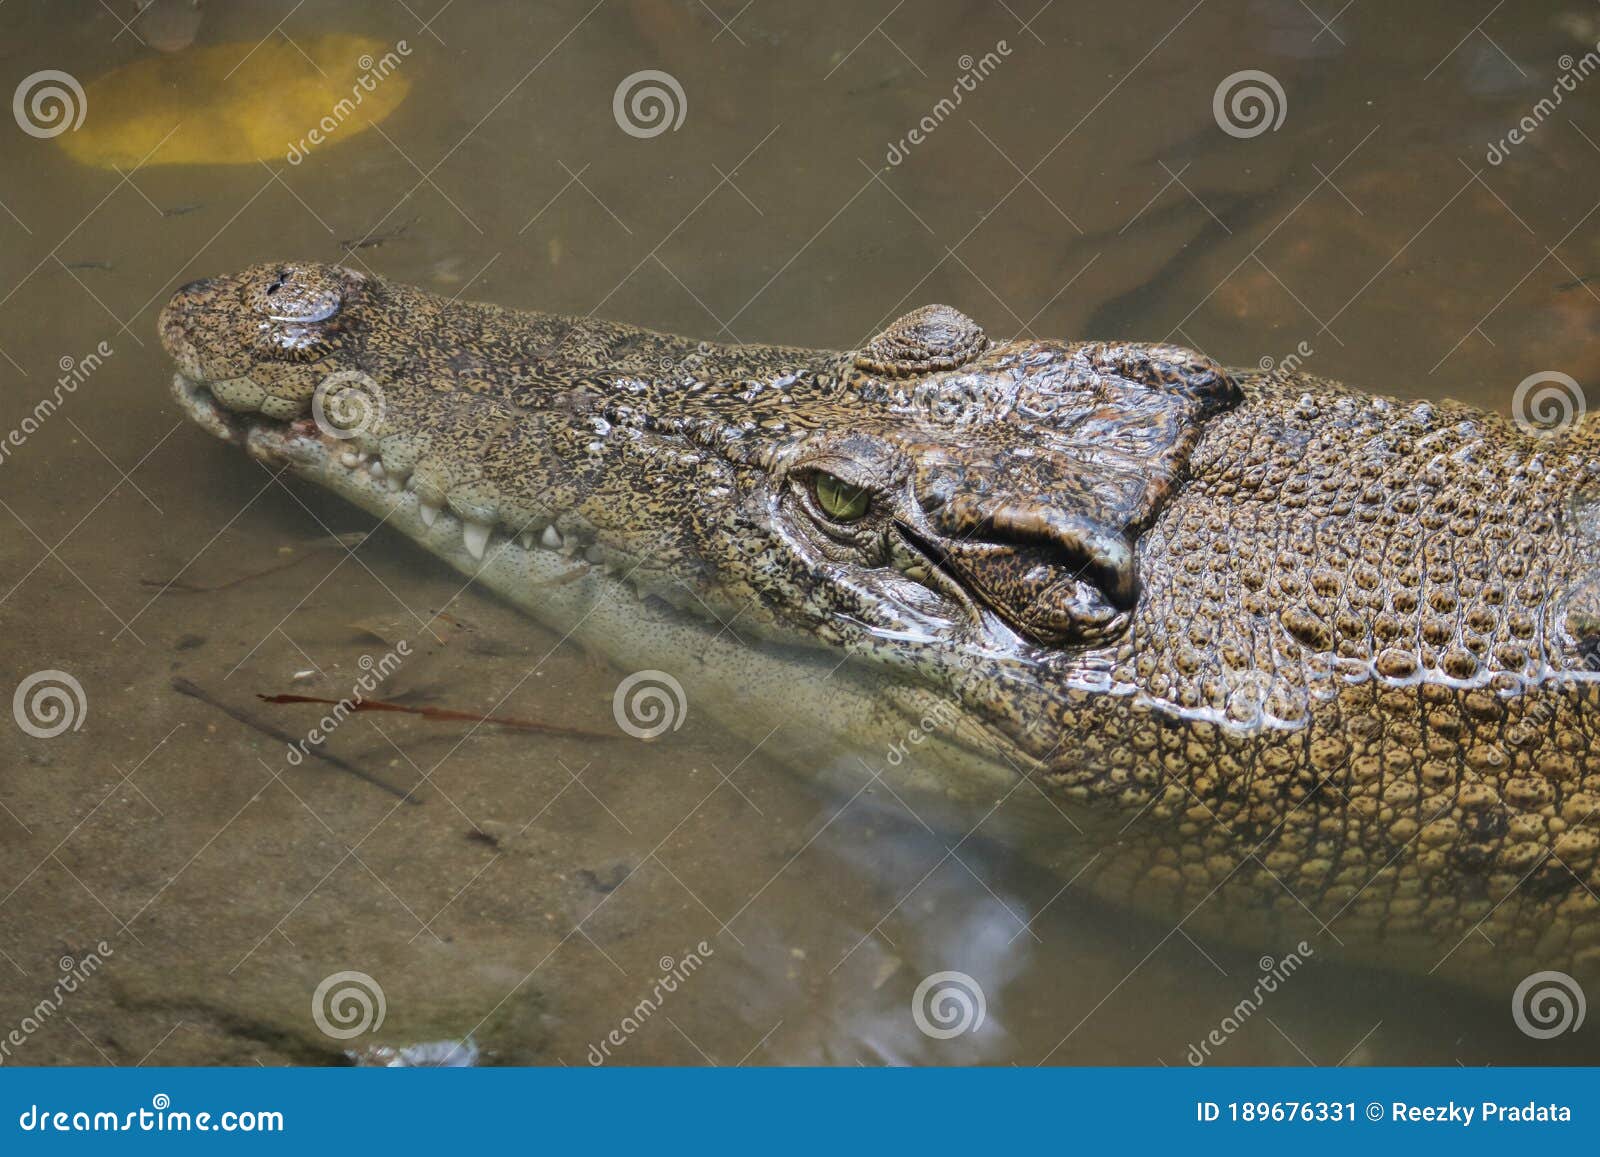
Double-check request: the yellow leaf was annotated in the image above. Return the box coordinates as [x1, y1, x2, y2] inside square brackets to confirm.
[58, 35, 412, 168]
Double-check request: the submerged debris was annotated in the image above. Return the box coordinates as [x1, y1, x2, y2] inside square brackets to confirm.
[59, 35, 412, 168]
[170, 676, 418, 803]
[350, 1037, 480, 1067]
[141, 532, 368, 594]
[256, 691, 615, 740]
[131, 0, 205, 53]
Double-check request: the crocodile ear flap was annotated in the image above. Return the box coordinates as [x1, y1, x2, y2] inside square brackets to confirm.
[1077, 342, 1242, 418]
[854, 305, 990, 377]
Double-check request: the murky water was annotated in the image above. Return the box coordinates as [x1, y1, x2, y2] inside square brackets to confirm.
[3, 0, 1599, 1065]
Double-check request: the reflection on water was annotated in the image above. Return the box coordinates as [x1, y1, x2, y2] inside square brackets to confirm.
[2, 0, 1599, 1064]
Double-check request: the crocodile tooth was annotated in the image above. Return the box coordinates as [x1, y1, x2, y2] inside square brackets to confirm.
[418, 498, 441, 527]
[369, 460, 385, 479]
[340, 449, 362, 468]
[385, 476, 403, 493]
[541, 525, 562, 549]
[518, 532, 534, 550]
[463, 520, 491, 561]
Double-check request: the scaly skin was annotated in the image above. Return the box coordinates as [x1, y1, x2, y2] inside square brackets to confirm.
[159, 263, 1600, 993]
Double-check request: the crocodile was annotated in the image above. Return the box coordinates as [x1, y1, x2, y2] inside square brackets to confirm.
[159, 262, 1600, 994]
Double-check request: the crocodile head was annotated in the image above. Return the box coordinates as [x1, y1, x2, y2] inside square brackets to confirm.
[162, 263, 1600, 986]
[159, 263, 1237, 745]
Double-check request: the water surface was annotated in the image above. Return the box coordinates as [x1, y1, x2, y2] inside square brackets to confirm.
[2, 0, 1599, 1064]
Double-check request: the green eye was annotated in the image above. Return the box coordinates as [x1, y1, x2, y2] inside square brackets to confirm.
[814, 472, 870, 522]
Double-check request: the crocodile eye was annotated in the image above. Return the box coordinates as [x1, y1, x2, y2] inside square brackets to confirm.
[814, 472, 870, 522]
[247, 267, 343, 323]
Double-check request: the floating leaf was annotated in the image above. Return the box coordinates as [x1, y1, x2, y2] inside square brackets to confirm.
[59, 34, 412, 168]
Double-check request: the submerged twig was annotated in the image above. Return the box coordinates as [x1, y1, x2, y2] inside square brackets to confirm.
[339, 216, 419, 251]
[256, 692, 614, 740]
[170, 677, 419, 804]
[142, 533, 368, 594]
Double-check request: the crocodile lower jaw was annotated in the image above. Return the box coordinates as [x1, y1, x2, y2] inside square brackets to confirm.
[169, 372, 1038, 805]
[172, 372, 612, 571]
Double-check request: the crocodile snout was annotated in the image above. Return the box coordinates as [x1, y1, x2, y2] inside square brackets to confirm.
[158, 263, 370, 423]
[158, 277, 217, 381]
